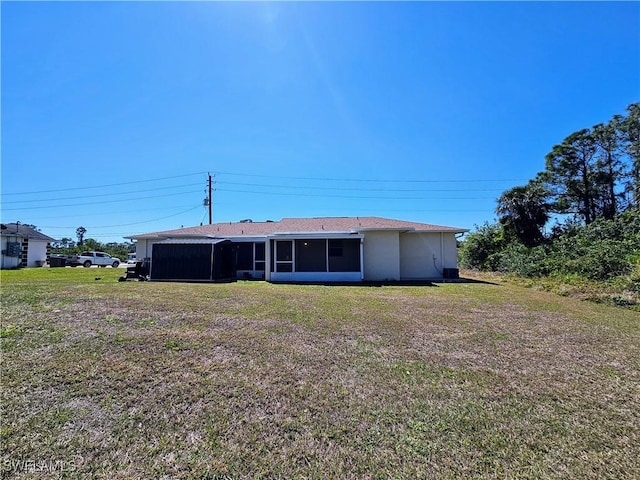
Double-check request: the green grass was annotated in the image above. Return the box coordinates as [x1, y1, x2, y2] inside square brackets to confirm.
[470, 269, 640, 311]
[1, 268, 639, 479]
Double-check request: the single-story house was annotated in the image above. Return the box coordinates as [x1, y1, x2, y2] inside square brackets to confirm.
[128, 217, 467, 283]
[0, 223, 56, 269]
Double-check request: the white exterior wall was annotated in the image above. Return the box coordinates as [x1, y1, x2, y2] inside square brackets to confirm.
[1, 237, 48, 268]
[0, 235, 21, 269]
[26, 240, 48, 267]
[441, 233, 459, 269]
[270, 271, 362, 283]
[399, 232, 441, 279]
[136, 239, 153, 261]
[399, 232, 459, 279]
[362, 231, 400, 281]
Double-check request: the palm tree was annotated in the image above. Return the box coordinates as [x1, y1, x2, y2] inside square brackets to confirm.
[496, 181, 551, 247]
[76, 226, 87, 246]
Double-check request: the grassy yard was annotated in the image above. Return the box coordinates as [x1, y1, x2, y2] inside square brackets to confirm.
[1, 268, 639, 479]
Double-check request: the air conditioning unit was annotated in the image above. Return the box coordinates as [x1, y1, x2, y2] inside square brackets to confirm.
[442, 268, 459, 279]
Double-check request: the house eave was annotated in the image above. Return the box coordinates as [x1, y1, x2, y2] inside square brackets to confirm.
[401, 228, 469, 234]
[127, 233, 219, 241]
[269, 230, 363, 236]
[355, 227, 415, 233]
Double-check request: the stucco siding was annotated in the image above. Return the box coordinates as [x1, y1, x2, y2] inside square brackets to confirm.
[399, 232, 459, 279]
[399, 232, 441, 279]
[270, 271, 362, 283]
[26, 240, 48, 267]
[363, 231, 400, 281]
[441, 233, 459, 269]
[136, 239, 153, 261]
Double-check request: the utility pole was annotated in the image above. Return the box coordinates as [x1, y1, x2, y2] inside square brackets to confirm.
[208, 173, 213, 224]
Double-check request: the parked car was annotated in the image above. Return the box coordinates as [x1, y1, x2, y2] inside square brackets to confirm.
[127, 253, 137, 263]
[66, 251, 121, 268]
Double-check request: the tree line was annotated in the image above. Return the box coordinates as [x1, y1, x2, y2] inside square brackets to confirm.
[51, 226, 135, 262]
[460, 102, 640, 287]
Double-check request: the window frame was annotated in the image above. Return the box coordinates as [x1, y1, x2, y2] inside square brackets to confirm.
[275, 240, 294, 273]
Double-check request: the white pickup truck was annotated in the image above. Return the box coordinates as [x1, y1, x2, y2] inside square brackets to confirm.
[66, 251, 122, 268]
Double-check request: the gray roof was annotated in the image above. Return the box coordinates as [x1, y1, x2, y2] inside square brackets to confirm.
[0, 223, 56, 242]
[130, 216, 468, 240]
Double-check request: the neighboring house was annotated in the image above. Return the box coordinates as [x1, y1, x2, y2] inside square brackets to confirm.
[0, 223, 56, 269]
[129, 217, 468, 283]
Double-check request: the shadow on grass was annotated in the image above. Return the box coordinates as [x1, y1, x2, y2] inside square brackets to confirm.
[451, 277, 501, 286]
[265, 280, 436, 288]
[268, 278, 501, 287]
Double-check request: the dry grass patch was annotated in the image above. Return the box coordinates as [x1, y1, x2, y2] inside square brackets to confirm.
[1, 268, 639, 479]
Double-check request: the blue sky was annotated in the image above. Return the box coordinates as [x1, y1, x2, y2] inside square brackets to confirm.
[2, 1, 638, 243]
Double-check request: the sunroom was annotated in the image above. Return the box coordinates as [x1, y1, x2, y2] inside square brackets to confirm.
[265, 234, 363, 283]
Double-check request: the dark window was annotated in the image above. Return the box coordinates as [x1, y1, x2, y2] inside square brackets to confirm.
[328, 240, 342, 257]
[276, 241, 292, 261]
[236, 243, 253, 270]
[254, 243, 265, 271]
[276, 262, 293, 272]
[255, 243, 265, 261]
[295, 239, 326, 272]
[276, 240, 293, 273]
[328, 239, 360, 272]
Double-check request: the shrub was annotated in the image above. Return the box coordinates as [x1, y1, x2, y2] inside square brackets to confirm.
[460, 209, 640, 282]
[548, 212, 640, 281]
[496, 244, 552, 277]
[458, 223, 506, 271]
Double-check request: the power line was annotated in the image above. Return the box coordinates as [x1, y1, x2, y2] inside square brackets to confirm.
[1, 169, 505, 237]
[37, 205, 202, 229]
[2, 169, 523, 199]
[1, 190, 201, 211]
[216, 180, 505, 193]
[2, 185, 498, 210]
[215, 188, 496, 201]
[1, 172, 207, 196]
[1, 183, 202, 204]
[212, 170, 527, 184]
[1, 204, 199, 220]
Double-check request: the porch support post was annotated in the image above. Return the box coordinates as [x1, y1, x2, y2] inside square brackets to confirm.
[360, 237, 365, 281]
[265, 237, 272, 281]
